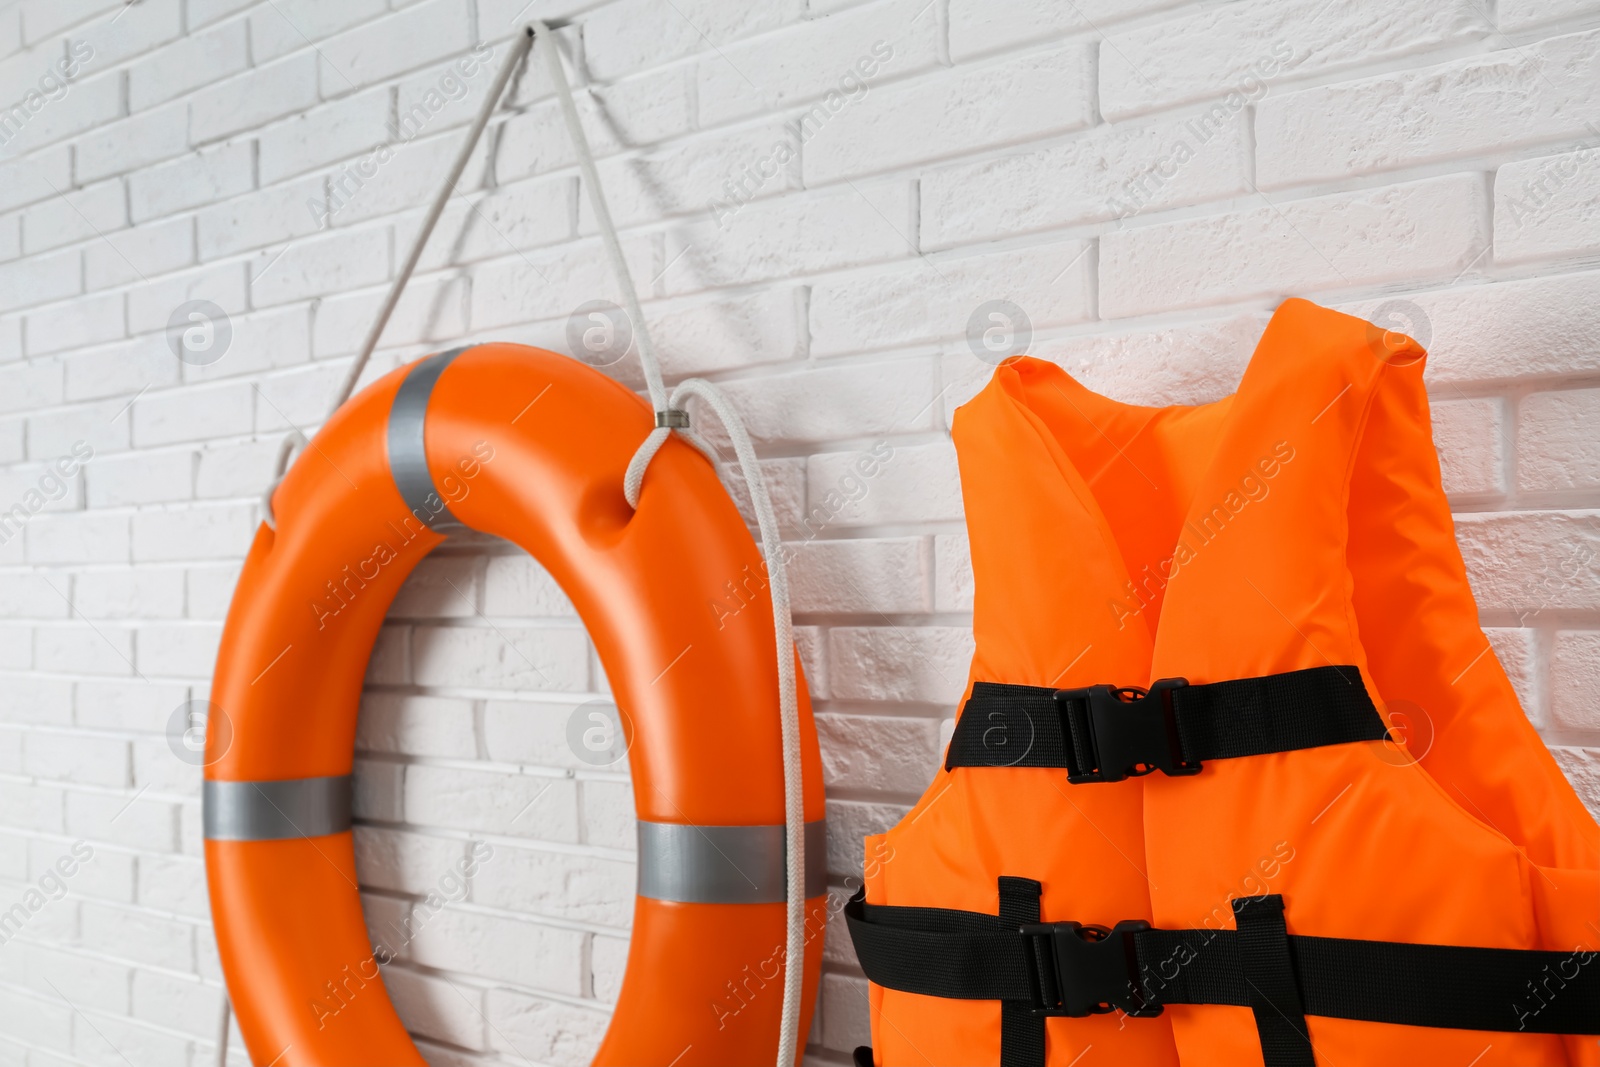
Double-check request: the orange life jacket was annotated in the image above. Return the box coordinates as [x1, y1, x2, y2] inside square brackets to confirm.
[848, 299, 1600, 1066]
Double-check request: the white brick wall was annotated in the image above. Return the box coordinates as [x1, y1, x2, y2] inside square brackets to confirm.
[0, 0, 1596, 1064]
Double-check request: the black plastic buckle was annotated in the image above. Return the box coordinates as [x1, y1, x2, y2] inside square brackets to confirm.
[1054, 677, 1197, 784]
[1019, 919, 1162, 1017]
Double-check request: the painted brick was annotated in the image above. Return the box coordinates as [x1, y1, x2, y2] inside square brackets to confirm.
[493, 66, 693, 184]
[1257, 29, 1600, 188]
[578, 779, 634, 851]
[1552, 630, 1600, 731]
[394, 43, 519, 147]
[1501, 0, 1600, 31]
[132, 380, 254, 448]
[25, 511, 127, 565]
[193, 440, 274, 502]
[1552, 747, 1600, 819]
[128, 142, 254, 223]
[316, 0, 475, 94]
[400, 173, 573, 267]
[471, 843, 633, 926]
[1520, 388, 1600, 492]
[786, 537, 930, 614]
[185, 562, 241, 618]
[358, 693, 477, 759]
[0, 147, 69, 216]
[1456, 511, 1600, 616]
[190, 52, 319, 144]
[1495, 148, 1600, 265]
[130, 969, 223, 1036]
[713, 357, 935, 446]
[485, 986, 610, 1063]
[382, 965, 487, 1051]
[469, 235, 654, 330]
[821, 972, 871, 1052]
[136, 621, 221, 677]
[0, 69, 121, 157]
[933, 532, 973, 612]
[411, 623, 589, 692]
[583, 124, 800, 233]
[66, 0, 183, 69]
[85, 215, 195, 292]
[922, 111, 1250, 248]
[66, 790, 178, 853]
[196, 175, 327, 262]
[186, 305, 312, 387]
[131, 503, 255, 561]
[1383, 272, 1600, 385]
[697, 0, 942, 127]
[808, 42, 1095, 185]
[21, 178, 124, 255]
[403, 763, 580, 842]
[249, 0, 390, 61]
[0, 248, 80, 314]
[23, 730, 128, 786]
[62, 336, 178, 403]
[74, 101, 190, 184]
[127, 16, 248, 111]
[663, 181, 915, 295]
[75, 567, 186, 619]
[258, 88, 392, 186]
[950, 0, 1181, 61]
[1101, 0, 1488, 121]
[809, 240, 1093, 357]
[828, 625, 975, 704]
[806, 441, 963, 528]
[250, 225, 390, 308]
[74, 679, 184, 732]
[405, 905, 586, 993]
[585, 0, 804, 80]
[1430, 396, 1506, 498]
[817, 712, 939, 793]
[25, 289, 123, 356]
[1101, 175, 1488, 318]
[84, 449, 193, 507]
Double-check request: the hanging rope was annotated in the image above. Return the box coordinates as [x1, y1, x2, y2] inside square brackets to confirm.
[532, 23, 806, 1065]
[250, 21, 808, 1067]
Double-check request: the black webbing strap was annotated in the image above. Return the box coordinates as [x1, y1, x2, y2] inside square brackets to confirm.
[998, 877, 1046, 1067]
[944, 664, 1388, 783]
[1235, 894, 1314, 1067]
[845, 889, 1600, 1040]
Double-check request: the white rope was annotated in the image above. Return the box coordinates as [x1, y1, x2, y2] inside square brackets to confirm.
[214, 992, 230, 1066]
[533, 22, 807, 1065]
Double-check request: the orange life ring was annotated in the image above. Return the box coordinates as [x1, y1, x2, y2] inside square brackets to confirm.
[204, 342, 826, 1065]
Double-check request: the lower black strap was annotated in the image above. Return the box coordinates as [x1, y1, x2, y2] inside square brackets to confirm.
[845, 889, 1600, 1038]
[945, 664, 1387, 782]
[998, 877, 1045, 1067]
[1235, 894, 1314, 1067]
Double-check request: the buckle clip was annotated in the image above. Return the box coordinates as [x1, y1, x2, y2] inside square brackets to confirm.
[1054, 677, 1197, 784]
[1019, 919, 1162, 1017]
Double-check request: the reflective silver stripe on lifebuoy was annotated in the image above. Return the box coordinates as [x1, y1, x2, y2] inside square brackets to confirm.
[388, 346, 470, 532]
[637, 819, 827, 904]
[203, 775, 353, 841]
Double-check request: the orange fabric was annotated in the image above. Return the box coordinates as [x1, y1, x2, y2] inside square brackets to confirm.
[864, 299, 1600, 1065]
[207, 344, 824, 1065]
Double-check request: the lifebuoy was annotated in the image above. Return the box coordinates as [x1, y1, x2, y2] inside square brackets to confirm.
[204, 342, 826, 1065]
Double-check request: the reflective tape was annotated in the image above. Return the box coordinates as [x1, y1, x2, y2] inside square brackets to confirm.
[388, 346, 470, 532]
[203, 775, 353, 841]
[637, 820, 826, 904]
